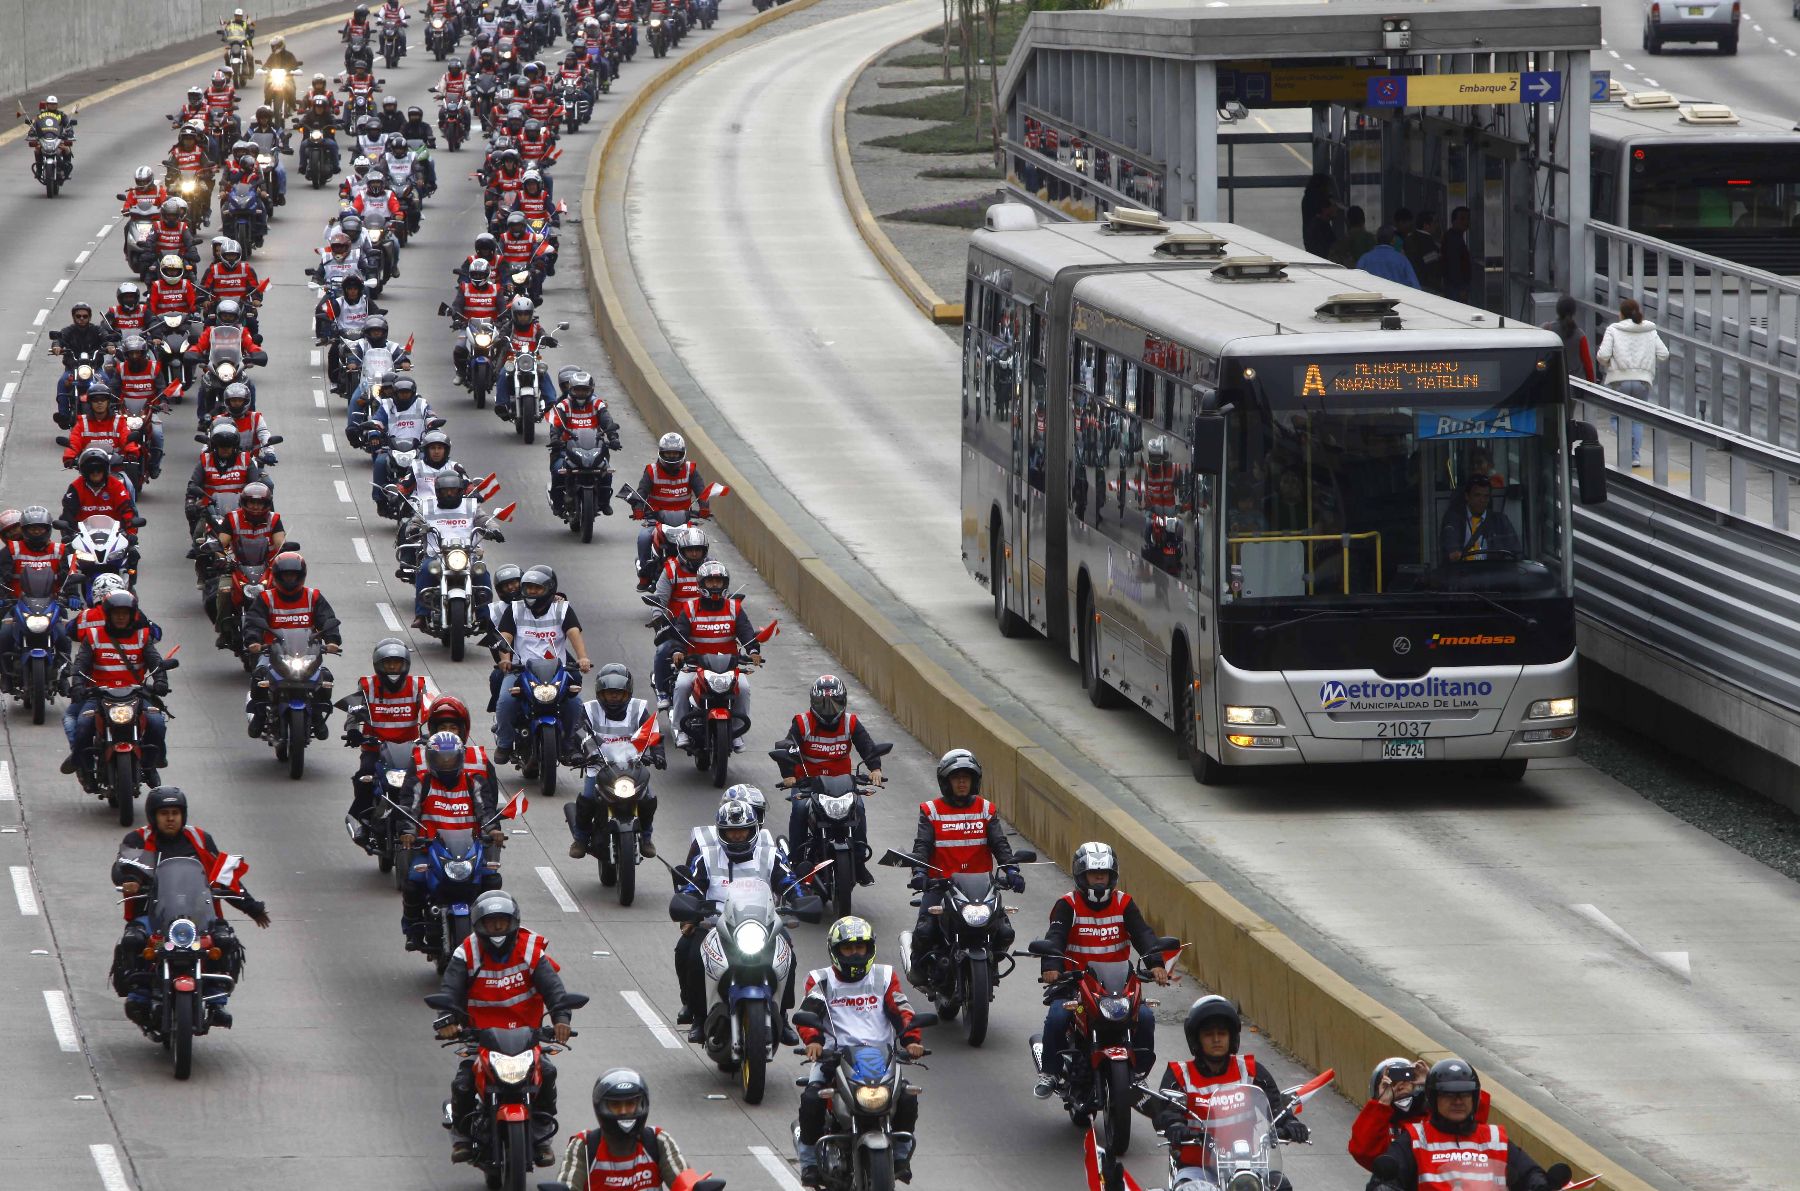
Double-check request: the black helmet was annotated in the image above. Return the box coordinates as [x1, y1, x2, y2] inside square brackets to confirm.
[209, 421, 241, 456]
[363, 314, 389, 345]
[592, 1068, 651, 1148]
[434, 470, 468, 509]
[505, 210, 528, 234]
[240, 481, 272, 521]
[934, 748, 982, 805]
[1071, 841, 1119, 909]
[715, 799, 758, 862]
[78, 447, 111, 479]
[144, 786, 189, 825]
[493, 562, 523, 601]
[1423, 1057, 1481, 1128]
[810, 675, 847, 725]
[341, 272, 366, 297]
[386, 133, 405, 155]
[520, 564, 556, 613]
[20, 505, 53, 548]
[117, 284, 143, 310]
[271, 550, 307, 593]
[102, 589, 138, 630]
[389, 375, 419, 408]
[595, 663, 632, 711]
[1182, 994, 1241, 1059]
[372, 637, 410, 689]
[407, 105, 424, 123]
[565, 370, 594, 404]
[474, 231, 499, 256]
[160, 197, 184, 222]
[86, 385, 115, 412]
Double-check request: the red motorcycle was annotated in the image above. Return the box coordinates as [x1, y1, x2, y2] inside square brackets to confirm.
[1027, 936, 1183, 1165]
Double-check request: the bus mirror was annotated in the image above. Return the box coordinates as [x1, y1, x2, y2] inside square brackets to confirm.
[1190, 414, 1224, 474]
[1574, 439, 1608, 505]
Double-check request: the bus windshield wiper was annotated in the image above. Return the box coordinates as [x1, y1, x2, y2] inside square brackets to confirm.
[1250, 608, 1363, 637]
[1442, 587, 1538, 628]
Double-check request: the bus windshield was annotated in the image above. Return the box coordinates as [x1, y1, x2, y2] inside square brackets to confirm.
[1222, 351, 1568, 605]
[1627, 143, 1800, 269]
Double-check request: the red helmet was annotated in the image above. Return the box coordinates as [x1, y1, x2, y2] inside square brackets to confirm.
[425, 694, 472, 740]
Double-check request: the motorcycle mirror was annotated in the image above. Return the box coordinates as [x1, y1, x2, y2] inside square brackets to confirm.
[867, 742, 894, 760]
[54, 435, 69, 447]
[1025, 940, 1060, 958]
[194, 434, 208, 444]
[552, 992, 590, 1013]
[131, 516, 147, 528]
[161, 658, 181, 671]
[282, 540, 302, 552]
[786, 894, 825, 924]
[876, 848, 919, 869]
[427, 417, 447, 429]
[668, 892, 703, 923]
[52, 519, 71, 533]
[423, 992, 458, 1012]
[47, 330, 60, 342]
[1013, 850, 1039, 864]
[333, 696, 357, 711]
[116, 192, 128, 200]
[555, 321, 569, 330]
[790, 1009, 825, 1033]
[267, 434, 285, 445]
[911, 1012, 939, 1030]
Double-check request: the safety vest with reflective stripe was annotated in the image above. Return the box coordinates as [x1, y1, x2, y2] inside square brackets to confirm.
[660, 557, 699, 604]
[258, 587, 321, 633]
[415, 776, 479, 837]
[509, 599, 569, 661]
[789, 710, 858, 776]
[196, 451, 255, 500]
[645, 460, 696, 512]
[921, 796, 996, 875]
[681, 596, 740, 658]
[698, 834, 777, 902]
[460, 928, 556, 1029]
[81, 624, 154, 689]
[358, 674, 427, 744]
[573, 1127, 664, 1191]
[1165, 1057, 1256, 1167]
[116, 360, 160, 409]
[459, 281, 502, 320]
[1058, 889, 1133, 967]
[1406, 1120, 1510, 1188]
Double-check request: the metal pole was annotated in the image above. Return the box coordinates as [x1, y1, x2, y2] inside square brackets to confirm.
[1195, 61, 1219, 220]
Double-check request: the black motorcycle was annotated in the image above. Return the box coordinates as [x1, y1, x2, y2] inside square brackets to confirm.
[550, 426, 615, 543]
[566, 736, 657, 906]
[775, 741, 892, 918]
[788, 1008, 939, 1191]
[77, 671, 177, 826]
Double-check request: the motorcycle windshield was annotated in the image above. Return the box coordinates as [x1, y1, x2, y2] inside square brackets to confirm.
[209, 328, 244, 367]
[228, 182, 257, 203]
[523, 656, 563, 684]
[435, 828, 477, 862]
[1193, 1083, 1275, 1174]
[949, 872, 995, 902]
[78, 516, 122, 553]
[233, 535, 274, 569]
[379, 740, 413, 771]
[1087, 960, 1132, 995]
[16, 567, 61, 601]
[270, 627, 321, 667]
[598, 739, 639, 775]
[480, 1025, 538, 1054]
[842, 1045, 891, 1085]
[149, 856, 215, 933]
[720, 878, 777, 929]
[566, 427, 605, 450]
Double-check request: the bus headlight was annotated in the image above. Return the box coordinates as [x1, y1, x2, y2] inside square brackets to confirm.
[1526, 698, 1576, 719]
[1224, 705, 1278, 726]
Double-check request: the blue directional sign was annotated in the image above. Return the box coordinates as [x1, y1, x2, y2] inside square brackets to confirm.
[1591, 70, 1612, 102]
[1520, 71, 1563, 104]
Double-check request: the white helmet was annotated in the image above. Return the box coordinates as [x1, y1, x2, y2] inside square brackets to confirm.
[91, 573, 129, 601]
[657, 432, 685, 466]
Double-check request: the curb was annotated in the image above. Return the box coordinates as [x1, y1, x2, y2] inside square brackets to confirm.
[830, 38, 963, 325]
[580, 12, 1663, 1191]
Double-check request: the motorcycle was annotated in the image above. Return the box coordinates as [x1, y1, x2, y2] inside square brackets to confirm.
[648, 15, 669, 56]
[788, 1009, 941, 1191]
[503, 656, 576, 797]
[368, 432, 421, 517]
[338, 716, 414, 881]
[669, 875, 824, 1103]
[25, 114, 73, 197]
[426, 12, 459, 60]
[1025, 935, 1183, 1166]
[436, 92, 471, 151]
[78, 670, 176, 826]
[362, 205, 405, 277]
[345, 35, 376, 74]
[557, 81, 590, 133]
[219, 177, 267, 255]
[551, 427, 614, 543]
[3, 567, 75, 725]
[299, 126, 338, 188]
[251, 627, 335, 779]
[566, 731, 658, 905]
[223, 34, 253, 88]
[1123, 1072, 1336, 1191]
[411, 519, 497, 662]
[119, 196, 163, 278]
[115, 852, 251, 1079]
[883, 845, 1037, 1048]
[165, 162, 216, 227]
[695, 0, 719, 30]
[424, 990, 591, 1190]
[264, 67, 297, 121]
[439, 309, 499, 408]
[148, 311, 198, 389]
[194, 326, 252, 428]
[774, 741, 893, 918]
[674, 650, 764, 789]
[379, 15, 408, 67]
[392, 797, 518, 968]
[67, 513, 139, 597]
[502, 323, 566, 442]
[614, 17, 638, 60]
[49, 334, 115, 427]
[194, 531, 281, 670]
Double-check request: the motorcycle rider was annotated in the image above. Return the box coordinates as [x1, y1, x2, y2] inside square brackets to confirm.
[795, 916, 927, 1187]
[241, 551, 341, 740]
[674, 799, 803, 1042]
[343, 3, 373, 42]
[346, 637, 430, 834]
[567, 663, 664, 861]
[450, 256, 505, 385]
[904, 749, 1019, 990]
[494, 295, 557, 421]
[61, 448, 140, 548]
[552, 1069, 693, 1191]
[1367, 1059, 1570, 1191]
[400, 470, 505, 628]
[221, 8, 256, 47]
[493, 564, 592, 762]
[479, 561, 522, 712]
[343, 315, 412, 438]
[185, 421, 269, 535]
[26, 94, 76, 176]
[497, 210, 555, 296]
[296, 91, 343, 175]
[262, 35, 302, 75]
[400, 106, 438, 191]
[543, 369, 620, 517]
[633, 433, 712, 584]
[62, 589, 169, 781]
[119, 166, 169, 216]
[1150, 995, 1309, 1179]
[367, 374, 439, 486]
[396, 428, 487, 505]
[647, 527, 707, 708]
[201, 479, 283, 643]
[111, 787, 270, 1030]
[434, 889, 575, 1167]
[378, 0, 411, 57]
[1033, 841, 1171, 1099]
[51, 302, 114, 428]
[242, 105, 289, 205]
[0, 506, 79, 687]
[216, 382, 276, 460]
[105, 283, 150, 342]
[776, 674, 887, 861]
[185, 298, 266, 423]
[201, 239, 263, 334]
[61, 386, 142, 475]
[401, 730, 501, 950]
[667, 560, 761, 752]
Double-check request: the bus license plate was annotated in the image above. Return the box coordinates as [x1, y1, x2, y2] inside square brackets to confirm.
[1381, 739, 1426, 760]
[1685, 6, 1705, 13]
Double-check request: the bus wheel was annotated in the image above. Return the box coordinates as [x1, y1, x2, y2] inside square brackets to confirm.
[992, 521, 1026, 638]
[1080, 592, 1124, 710]
[1490, 759, 1528, 782]
[1176, 658, 1220, 784]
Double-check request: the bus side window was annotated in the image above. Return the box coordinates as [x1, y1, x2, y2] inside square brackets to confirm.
[962, 280, 981, 422]
[1069, 386, 1099, 526]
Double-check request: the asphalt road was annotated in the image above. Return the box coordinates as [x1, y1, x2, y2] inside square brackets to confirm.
[0, 9, 1360, 1191]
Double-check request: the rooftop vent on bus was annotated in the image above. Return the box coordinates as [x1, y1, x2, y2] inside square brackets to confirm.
[1622, 89, 1679, 110]
[1314, 292, 1402, 321]
[1104, 207, 1170, 234]
[984, 203, 1038, 232]
[1607, 78, 1627, 100]
[1211, 255, 1288, 282]
[1679, 103, 1739, 126]
[1153, 232, 1228, 258]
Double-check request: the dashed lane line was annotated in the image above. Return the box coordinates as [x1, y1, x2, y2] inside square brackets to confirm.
[619, 990, 683, 1049]
[43, 990, 79, 1052]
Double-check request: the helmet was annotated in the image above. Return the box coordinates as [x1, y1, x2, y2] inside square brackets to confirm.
[474, 231, 499, 256]
[160, 254, 186, 282]
[133, 165, 155, 187]
[215, 298, 242, 325]
[827, 916, 877, 982]
[255, 104, 274, 124]
[721, 783, 767, 824]
[434, 471, 469, 509]
[0, 509, 19, 540]
[1370, 1057, 1422, 1113]
[381, 95, 399, 112]
[676, 526, 709, 570]
[426, 731, 465, 779]
[1147, 436, 1169, 467]
[311, 72, 329, 89]
[426, 694, 473, 739]
[156, 201, 182, 226]
[329, 232, 352, 256]
[595, 663, 632, 711]
[471, 889, 520, 952]
[389, 375, 419, 408]
[510, 295, 535, 321]
[354, 5, 370, 18]
[144, 786, 189, 824]
[934, 748, 982, 804]
[102, 589, 138, 629]
[220, 237, 244, 265]
[270, 35, 285, 50]
[86, 385, 115, 411]
[386, 133, 405, 155]
[372, 637, 410, 689]
[363, 315, 389, 344]
[1182, 995, 1241, 1059]
[565, 370, 594, 403]
[117, 284, 143, 309]
[523, 118, 543, 137]
[657, 431, 685, 468]
[520, 565, 557, 613]
[341, 273, 366, 297]
[352, 156, 371, 176]
[222, 383, 251, 412]
[467, 257, 492, 283]
[366, 170, 388, 191]
[505, 210, 528, 234]
[271, 550, 307, 593]
[208, 421, 240, 456]
[695, 560, 729, 603]
[421, 429, 451, 465]
[448, 59, 465, 74]
[240, 480, 272, 522]
[1071, 841, 1119, 908]
[522, 169, 543, 192]
[78, 447, 111, 479]
[810, 675, 847, 725]
[341, 215, 364, 239]
[20, 505, 53, 547]
[1423, 1058, 1480, 1125]
[493, 562, 523, 602]
[591, 1068, 651, 1148]
[715, 799, 758, 862]
[42, 95, 58, 108]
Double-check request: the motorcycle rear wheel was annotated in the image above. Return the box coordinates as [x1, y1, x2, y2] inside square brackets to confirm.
[171, 992, 195, 1080]
[709, 718, 731, 788]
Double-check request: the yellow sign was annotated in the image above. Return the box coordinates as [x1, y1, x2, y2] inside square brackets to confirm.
[1403, 73, 1522, 106]
[1270, 66, 1389, 103]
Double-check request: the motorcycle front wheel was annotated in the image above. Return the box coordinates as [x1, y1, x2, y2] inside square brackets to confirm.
[535, 724, 558, 798]
[859, 1144, 896, 1191]
[963, 956, 991, 1047]
[501, 1118, 529, 1191]
[112, 753, 137, 826]
[171, 991, 195, 1080]
[1099, 1060, 1132, 1157]
[284, 706, 308, 779]
[739, 1005, 768, 1104]
[616, 828, 637, 906]
[27, 656, 46, 724]
[709, 718, 731, 788]
[577, 487, 597, 543]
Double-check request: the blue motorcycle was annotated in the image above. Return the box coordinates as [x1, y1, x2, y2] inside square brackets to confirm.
[387, 795, 505, 975]
[504, 655, 576, 799]
[219, 178, 268, 254]
[4, 567, 75, 725]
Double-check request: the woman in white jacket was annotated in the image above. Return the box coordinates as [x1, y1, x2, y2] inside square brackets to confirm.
[1595, 298, 1670, 468]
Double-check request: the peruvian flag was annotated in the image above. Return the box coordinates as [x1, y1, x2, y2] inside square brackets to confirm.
[207, 852, 251, 893]
[500, 790, 530, 820]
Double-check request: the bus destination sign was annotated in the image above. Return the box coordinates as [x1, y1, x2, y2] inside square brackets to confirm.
[1295, 359, 1498, 398]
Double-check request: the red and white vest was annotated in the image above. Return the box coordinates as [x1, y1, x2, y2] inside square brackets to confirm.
[1405, 1119, 1510, 1189]
[414, 775, 480, 837]
[788, 710, 858, 777]
[570, 1127, 665, 1191]
[645, 460, 696, 512]
[459, 929, 556, 1029]
[920, 796, 997, 875]
[1164, 1057, 1256, 1167]
[1058, 889, 1133, 968]
[681, 596, 740, 658]
[358, 674, 428, 744]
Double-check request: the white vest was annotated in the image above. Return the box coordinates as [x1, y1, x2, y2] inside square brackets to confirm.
[334, 294, 374, 333]
[805, 964, 902, 1050]
[509, 598, 569, 661]
[698, 832, 778, 902]
[378, 398, 432, 442]
[420, 497, 480, 557]
[582, 697, 653, 744]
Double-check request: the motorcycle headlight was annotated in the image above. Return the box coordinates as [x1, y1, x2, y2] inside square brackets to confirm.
[74, 545, 96, 563]
[444, 548, 470, 573]
[167, 919, 200, 950]
[258, 153, 273, 167]
[181, 179, 198, 194]
[76, 364, 94, 381]
[23, 614, 50, 634]
[703, 670, 735, 693]
[1228, 1173, 1263, 1191]
[107, 703, 136, 725]
[473, 332, 493, 348]
[384, 769, 407, 789]
[270, 69, 288, 85]
[610, 777, 639, 801]
[1097, 994, 1131, 1023]
[127, 416, 144, 431]
[369, 228, 384, 242]
[960, 903, 992, 927]
[854, 1085, 891, 1113]
[216, 362, 238, 380]
[283, 655, 312, 675]
[511, 271, 530, 287]
[651, 18, 663, 25]
[432, 15, 446, 26]
[488, 1049, 533, 1085]
[443, 858, 475, 882]
[531, 682, 559, 703]
[733, 920, 768, 956]
[310, 130, 324, 142]
[819, 792, 854, 821]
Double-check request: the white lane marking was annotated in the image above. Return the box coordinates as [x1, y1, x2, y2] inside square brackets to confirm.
[51, 279, 67, 294]
[751, 1145, 806, 1191]
[1622, 61, 1637, 70]
[32, 309, 48, 327]
[0, 428, 8, 453]
[321, 432, 337, 453]
[1642, 76, 1659, 86]
[1570, 903, 1691, 979]
[43, 990, 79, 1051]
[73, 250, 90, 265]
[11, 867, 39, 915]
[1753, 21, 1763, 29]
[334, 479, 352, 503]
[16, 344, 31, 362]
[1789, 46, 1798, 55]
[0, 760, 13, 800]
[311, 349, 322, 367]
[376, 601, 402, 631]
[90, 1144, 130, 1191]
[95, 224, 115, 240]
[352, 536, 372, 563]
[536, 865, 580, 913]
[1607, 48, 1620, 57]
[312, 388, 326, 409]
[0, 383, 13, 403]
[619, 989, 683, 1049]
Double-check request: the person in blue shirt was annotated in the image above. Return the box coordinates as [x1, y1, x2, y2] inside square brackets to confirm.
[1356, 225, 1421, 289]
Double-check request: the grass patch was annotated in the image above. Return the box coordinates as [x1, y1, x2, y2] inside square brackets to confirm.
[921, 163, 1004, 180]
[920, 1, 1034, 55]
[881, 196, 990, 229]
[869, 109, 994, 155]
[878, 77, 962, 89]
[885, 51, 970, 69]
[856, 90, 976, 122]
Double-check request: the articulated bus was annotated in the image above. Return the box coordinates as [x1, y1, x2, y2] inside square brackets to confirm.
[960, 207, 1607, 782]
